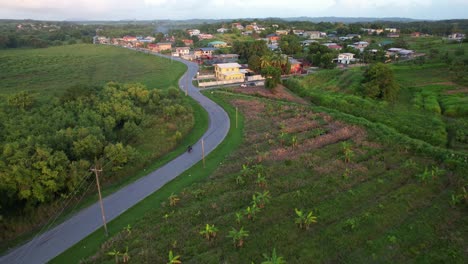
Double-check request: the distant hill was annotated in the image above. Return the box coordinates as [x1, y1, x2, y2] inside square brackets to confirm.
[282, 16, 427, 23]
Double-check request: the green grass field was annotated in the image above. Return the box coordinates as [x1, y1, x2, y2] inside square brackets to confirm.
[0, 44, 186, 98]
[74, 91, 467, 263]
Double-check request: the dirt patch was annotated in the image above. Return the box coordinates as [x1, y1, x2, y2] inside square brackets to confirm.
[444, 88, 468, 94]
[232, 84, 309, 105]
[268, 124, 366, 161]
[230, 99, 265, 120]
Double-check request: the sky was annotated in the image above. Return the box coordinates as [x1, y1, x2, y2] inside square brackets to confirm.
[0, 0, 467, 21]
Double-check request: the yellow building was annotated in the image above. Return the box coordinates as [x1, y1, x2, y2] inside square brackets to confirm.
[214, 63, 245, 81]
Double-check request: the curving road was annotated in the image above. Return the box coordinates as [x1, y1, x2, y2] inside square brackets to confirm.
[0, 50, 230, 264]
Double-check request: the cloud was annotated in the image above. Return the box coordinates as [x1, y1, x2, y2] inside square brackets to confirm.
[338, 0, 432, 9]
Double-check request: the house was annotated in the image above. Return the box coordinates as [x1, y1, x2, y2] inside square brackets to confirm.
[387, 33, 400, 38]
[154, 42, 172, 52]
[276, 30, 289, 36]
[176, 47, 190, 56]
[362, 28, 384, 35]
[214, 63, 245, 81]
[208, 41, 228, 48]
[399, 49, 414, 58]
[305, 31, 322, 39]
[411, 32, 421, 38]
[289, 57, 302, 74]
[232, 23, 244, 30]
[347, 34, 361, 39]
[268, 43, 279, 51]
[336, 53, 355, 64]
[350, 41, 369, 51]
[187, 29, 200, 37]
[266, 34, 280, 43]
[385, 28, 398, 33]
[217, 28, 228, 33]
[448, 33, 466, 40]
[182, 39, 194, 46]
[293, 30, 304, 36]
[323, 43, 342, 50]
[211, 54, 239, 64]
[198, 34, 214, 40]
[301, 40, 318, 46]
[123, 35, 137, 42]
[195, 47, 217, 59]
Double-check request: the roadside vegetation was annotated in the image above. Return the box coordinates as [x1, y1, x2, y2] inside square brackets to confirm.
[78, 90, 467, 263]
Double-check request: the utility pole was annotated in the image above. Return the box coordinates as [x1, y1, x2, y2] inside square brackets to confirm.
[91, 163, 108, 237]
[236, 107, 238, 129]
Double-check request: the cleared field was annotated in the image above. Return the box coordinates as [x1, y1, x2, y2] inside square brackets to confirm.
[78, 90, 467, 263]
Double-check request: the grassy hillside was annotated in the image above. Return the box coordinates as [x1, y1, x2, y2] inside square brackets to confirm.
[284, 60, 468, 151]
[0, 44, 186, 98]
[78, 90, 467, 263]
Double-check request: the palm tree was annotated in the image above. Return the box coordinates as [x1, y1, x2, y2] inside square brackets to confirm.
[262, 248, 286, 264]
[260, 54, 272, 69]
[167, 250, 181, 264]
[295, 208, 317, 230]
[107, 248, 121, 263]
[199, 224, 219, 241]
[252, 191, 271, 209]
[169, 193, 180, 207]
[227, 227, 249, 248]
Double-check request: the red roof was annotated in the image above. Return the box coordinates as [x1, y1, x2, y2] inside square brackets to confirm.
[328, 45, 342, 49]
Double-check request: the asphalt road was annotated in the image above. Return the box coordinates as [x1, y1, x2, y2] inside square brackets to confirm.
[0, 50, 230, 264]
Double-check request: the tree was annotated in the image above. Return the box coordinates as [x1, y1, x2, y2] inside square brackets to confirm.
[248, 55, 262, 73]
[8, 91, 35, 110]
[279, 34, 302, 55]
[295, 208, 317, 230]
[262, 66, 281, 89]
[361, 63, 400, 102]
[227, 227, 249, 248]
[262, 248, 287, 264]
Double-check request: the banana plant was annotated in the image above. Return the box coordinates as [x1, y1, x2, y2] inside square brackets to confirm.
[227, 227, 249, 248]
[245, 204, 261, 220]
[262, 248, 286, 264]
[199, 224, 219, 241]
[252, 191, 271, 209]
[294, 208, 317, 230]
[107, 248, 121, 263]
[167, 250, 181, 264]
[169, 193, 180, 207]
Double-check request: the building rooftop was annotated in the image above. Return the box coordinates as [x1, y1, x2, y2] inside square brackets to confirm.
[216, 63, 242, 69]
